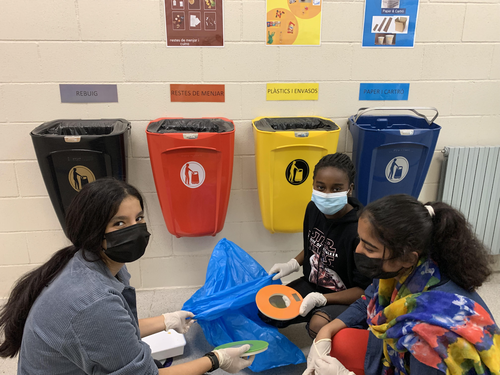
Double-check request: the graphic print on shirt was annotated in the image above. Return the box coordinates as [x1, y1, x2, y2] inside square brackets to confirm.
[308, 228, 346, 291]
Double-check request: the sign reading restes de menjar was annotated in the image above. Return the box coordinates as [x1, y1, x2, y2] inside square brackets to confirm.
[266, 83, 319, 101]
[170, 84, 225, 102]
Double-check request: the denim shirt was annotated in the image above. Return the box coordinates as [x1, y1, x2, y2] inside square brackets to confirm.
[18, 250, 158, 375]
[337, 277, 493, 375]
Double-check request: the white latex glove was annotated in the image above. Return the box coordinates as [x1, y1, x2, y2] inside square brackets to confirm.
[299, 292, 327, 316]
[314, 356, 355, 375]
[302, 338, 332, 375]
[269, 258, 300, 281]
[162, 311, 195, 334]
[213, 344, 255, 373]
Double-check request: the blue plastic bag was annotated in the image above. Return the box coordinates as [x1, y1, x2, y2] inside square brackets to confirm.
[183, 238, 306, 372]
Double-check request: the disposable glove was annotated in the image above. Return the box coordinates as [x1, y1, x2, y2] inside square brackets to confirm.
[213, 344, 255, 373]
[269, 258, 300, 281]
[162, 311, 195, 334]
[299, 292, 327, 316]
[302, 338, 332, 375]
[314, 356, 355, 375]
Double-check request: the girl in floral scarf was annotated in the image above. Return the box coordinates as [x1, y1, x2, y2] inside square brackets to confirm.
[303, 194, 499, 375]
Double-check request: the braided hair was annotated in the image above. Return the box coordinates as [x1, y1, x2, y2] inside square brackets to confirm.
[313, 153, 356, 185]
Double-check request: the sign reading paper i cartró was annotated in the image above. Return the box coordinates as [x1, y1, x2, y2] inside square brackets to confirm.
[164, 0, 224, 46]
[362, 0, 419, 47]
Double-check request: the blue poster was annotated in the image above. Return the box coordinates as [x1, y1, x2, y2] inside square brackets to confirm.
[362, 0, 419, 47]
[359, 83, 410, 100]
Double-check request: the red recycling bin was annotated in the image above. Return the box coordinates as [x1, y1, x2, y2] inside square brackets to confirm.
[146, 117, 234, 237]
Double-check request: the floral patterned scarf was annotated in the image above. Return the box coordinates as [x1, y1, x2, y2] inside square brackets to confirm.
[367, 257, 500, 375]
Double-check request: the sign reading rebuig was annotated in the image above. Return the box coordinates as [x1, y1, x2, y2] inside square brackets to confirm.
[164, 0, 224, 47]
[59, 84, 118, 103]
[170, 84, 225, 102]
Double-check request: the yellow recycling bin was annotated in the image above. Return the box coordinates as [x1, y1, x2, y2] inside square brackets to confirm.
[253, 117, 340, 233]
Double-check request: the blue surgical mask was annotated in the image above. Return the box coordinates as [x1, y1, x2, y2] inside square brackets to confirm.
[311, 189, 348, 216]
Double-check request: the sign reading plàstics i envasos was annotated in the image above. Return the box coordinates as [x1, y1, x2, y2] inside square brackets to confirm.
[164, 0, 224, 46]
[266, 83, 319, 101]
[170, 84, 225, 102]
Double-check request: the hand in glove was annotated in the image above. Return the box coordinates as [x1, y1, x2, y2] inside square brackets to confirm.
[213, 344, 255, 373]
[269, 258, 300, 281]
[299, 292, 327, 316]
[314, 356, 355, 375]
[162, 311, 195, 334]
[302, 338, 332, 375]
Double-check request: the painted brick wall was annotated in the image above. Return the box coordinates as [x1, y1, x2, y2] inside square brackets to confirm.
[1, 0, 499, 297]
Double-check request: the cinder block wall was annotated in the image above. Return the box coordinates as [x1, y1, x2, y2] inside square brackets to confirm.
[1, 0, 499, 297]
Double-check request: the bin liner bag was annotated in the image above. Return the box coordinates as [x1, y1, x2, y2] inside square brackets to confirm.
[148, 118, 234, 133]
[32, 119, 129, 136]
[253, 117, 338, 131]
[182, 238, 306, 372]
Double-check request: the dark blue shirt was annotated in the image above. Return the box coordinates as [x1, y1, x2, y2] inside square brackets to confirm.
[18, 251, 158, 375]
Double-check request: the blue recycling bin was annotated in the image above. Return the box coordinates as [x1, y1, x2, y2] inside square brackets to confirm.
[348, 107, 441, 206]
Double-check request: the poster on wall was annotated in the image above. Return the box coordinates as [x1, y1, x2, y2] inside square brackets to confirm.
[266, 0, 322, 46]
[164, 0, 224, 46]
[362, 0, 419, 47]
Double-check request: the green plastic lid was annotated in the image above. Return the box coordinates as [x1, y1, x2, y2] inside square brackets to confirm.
[214, 340, 269, 356]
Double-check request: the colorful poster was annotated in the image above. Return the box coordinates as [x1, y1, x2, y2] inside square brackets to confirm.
[362, 0, 419, 47]
[164, 0, 223, 46]
[266, 0, 322, 46]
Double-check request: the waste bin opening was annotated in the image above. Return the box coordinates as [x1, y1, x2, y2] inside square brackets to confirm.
[32, 119, 130, 136]
[147, 118, 234, 133]
[253, 117, 339, 132]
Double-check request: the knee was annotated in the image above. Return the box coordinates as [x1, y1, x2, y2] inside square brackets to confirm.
[307, 312, 332, 339]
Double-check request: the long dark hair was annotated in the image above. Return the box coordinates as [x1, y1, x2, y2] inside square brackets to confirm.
[360, 194, 492, 291]
[0, 178, 143, 358]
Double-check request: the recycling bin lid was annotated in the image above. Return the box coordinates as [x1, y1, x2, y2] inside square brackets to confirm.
[253, 117, 339, 132]
[31, 119, 130, 137]
[350, 107, 440, 130]
[147, 118, 234, 133]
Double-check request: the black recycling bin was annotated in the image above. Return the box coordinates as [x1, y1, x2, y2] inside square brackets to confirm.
[31, 119, 130, 230]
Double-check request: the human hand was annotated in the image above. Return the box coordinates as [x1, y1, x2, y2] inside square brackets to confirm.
[269, 258, 300, 280]
[162, 311, 195, 334]
[213, 344, 255, 373]
[299, 292, 327, 316]
[313, 356, 355, 375]
[302, 338, 332, 375]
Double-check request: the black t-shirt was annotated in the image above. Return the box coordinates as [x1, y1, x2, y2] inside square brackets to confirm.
[302, 197, 372, 293]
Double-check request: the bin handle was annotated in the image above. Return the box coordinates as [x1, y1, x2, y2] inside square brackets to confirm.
[354, 107, 439, 126]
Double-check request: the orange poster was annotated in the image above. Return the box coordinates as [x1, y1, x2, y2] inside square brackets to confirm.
[266, 0, 322, 45]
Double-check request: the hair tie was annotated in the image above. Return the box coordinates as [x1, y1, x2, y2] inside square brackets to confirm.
[424, 205, 435, 218]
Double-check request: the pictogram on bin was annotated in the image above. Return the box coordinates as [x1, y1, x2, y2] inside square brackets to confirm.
[348, 107, 441, 206]
[30, 119, 131, 230]
[146, 118, 234, 238]
[253, 117, 340, 233]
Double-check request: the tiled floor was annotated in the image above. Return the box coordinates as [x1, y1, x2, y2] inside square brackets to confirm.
[1, 272, 499, 374]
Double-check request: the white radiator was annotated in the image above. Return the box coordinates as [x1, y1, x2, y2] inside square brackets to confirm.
[438, 146, 500, 255]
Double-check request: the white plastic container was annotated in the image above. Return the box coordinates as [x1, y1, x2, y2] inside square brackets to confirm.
[142, 329, 187, 360]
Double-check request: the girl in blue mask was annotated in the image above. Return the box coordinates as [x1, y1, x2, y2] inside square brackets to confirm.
[267, 153, 372, 338]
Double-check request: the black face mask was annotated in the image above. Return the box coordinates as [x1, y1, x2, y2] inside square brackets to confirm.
[354, 252, 404, 279]
[103, 223, 150, 263]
